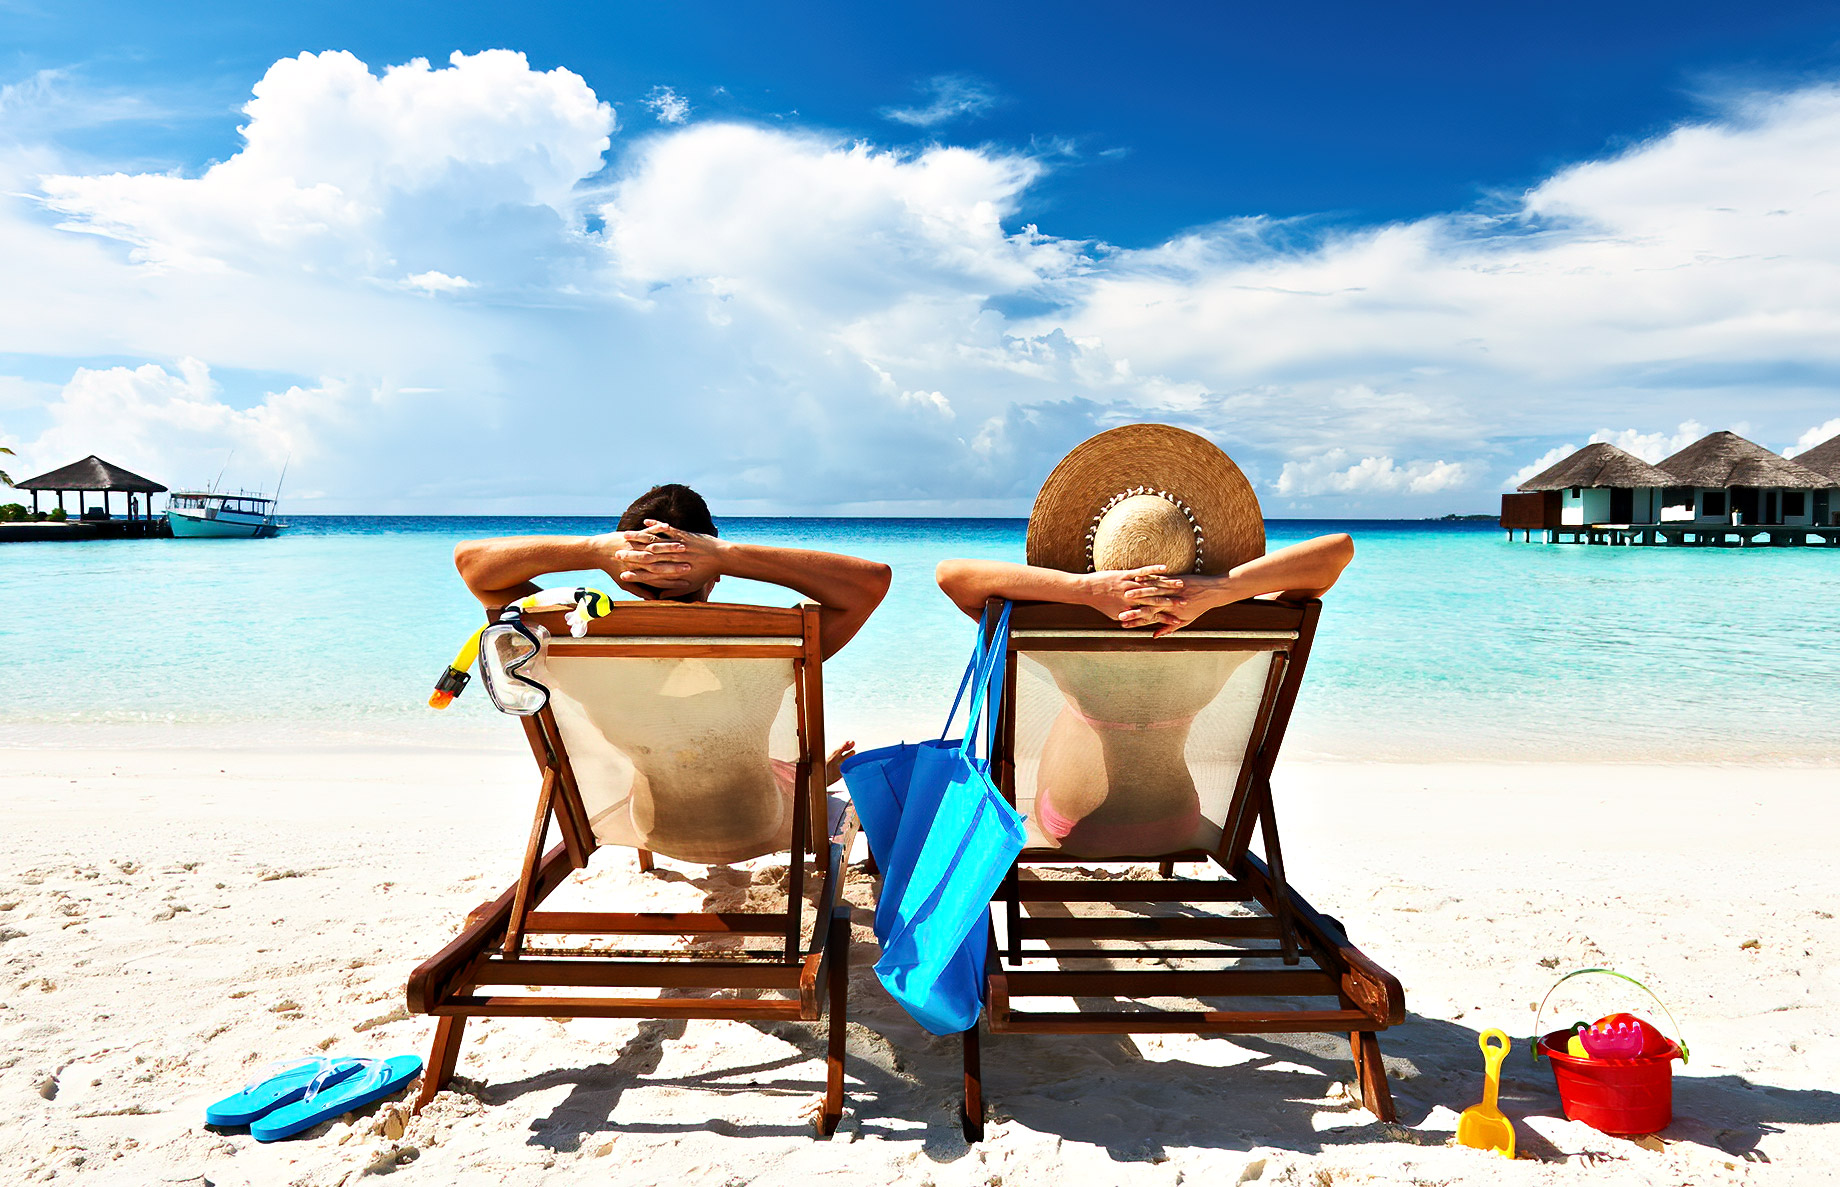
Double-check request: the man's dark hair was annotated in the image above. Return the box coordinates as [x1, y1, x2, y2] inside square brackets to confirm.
[618, 483, 716, 536]
[618, 484, 715, 601]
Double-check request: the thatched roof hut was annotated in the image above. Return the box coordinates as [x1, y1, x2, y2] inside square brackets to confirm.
[1793, 433, 1840, 483]
[13, 455, 167, 493]
[1516, 442, 1676, 491]
[1657, 431, 1835, 489]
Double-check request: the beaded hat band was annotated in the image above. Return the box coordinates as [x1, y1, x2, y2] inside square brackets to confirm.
[1026, 424, 1264, 577]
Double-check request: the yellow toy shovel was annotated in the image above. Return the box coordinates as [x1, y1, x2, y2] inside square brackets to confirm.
[1457, 1029, 1516, 1158]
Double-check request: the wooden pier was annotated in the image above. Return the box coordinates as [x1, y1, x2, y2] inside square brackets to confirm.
[1508, 523, 1840, 546]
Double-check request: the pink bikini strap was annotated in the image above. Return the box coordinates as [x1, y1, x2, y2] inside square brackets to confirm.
[1068, 706, 1195, 732]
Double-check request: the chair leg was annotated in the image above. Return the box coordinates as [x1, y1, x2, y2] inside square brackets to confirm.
[961, 1023, 985, 1143]
[636, 849, 655, 874]
[1349, 1030, 1397, 1122]
[415, 1015, 467, 1114]
[819, 907, 848, 1137]
[1157, 859, 1176, 878]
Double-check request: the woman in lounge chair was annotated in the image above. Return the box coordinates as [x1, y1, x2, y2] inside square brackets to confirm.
[934, 425, 1354, 857]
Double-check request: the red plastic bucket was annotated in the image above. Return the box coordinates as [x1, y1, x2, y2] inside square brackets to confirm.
[1538, 1029, 1681, 1135]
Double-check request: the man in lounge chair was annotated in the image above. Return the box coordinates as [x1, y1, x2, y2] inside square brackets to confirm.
[454, 482, 891, 661]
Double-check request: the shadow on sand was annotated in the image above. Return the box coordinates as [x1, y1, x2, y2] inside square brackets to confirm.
[449, 868, 1839, 1168]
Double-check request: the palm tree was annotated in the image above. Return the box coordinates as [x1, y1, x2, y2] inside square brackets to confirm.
[0, 445, 13, 489]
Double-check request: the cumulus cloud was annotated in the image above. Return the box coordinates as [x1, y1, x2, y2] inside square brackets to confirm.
[1277, 450, 1473, 497]
[644, 86, 690, 125]
[882, 75, 998, 128]
[1787, 416, 1840, 456]
[4, 52, 1840, 514]
[402, 270, 473, 293]
[1587, 421, 1709, 463]
[36, 50, 613, 278]
[1506, 420, 1710, 486]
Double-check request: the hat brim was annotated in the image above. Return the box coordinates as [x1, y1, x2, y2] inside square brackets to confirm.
[1025, 424, 1264, 576]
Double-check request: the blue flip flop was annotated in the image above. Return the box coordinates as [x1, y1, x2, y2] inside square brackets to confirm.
[250, 1055, 424, 1142]
[204, 1057, 366, 1127]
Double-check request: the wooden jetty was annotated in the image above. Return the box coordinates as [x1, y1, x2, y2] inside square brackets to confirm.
[2, 455, 171, 541]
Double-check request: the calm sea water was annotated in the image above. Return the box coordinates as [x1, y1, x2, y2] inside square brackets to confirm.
[3, 517, 1835, 762]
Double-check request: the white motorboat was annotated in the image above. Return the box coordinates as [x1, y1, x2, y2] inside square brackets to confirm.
[166, 490, 286, 538]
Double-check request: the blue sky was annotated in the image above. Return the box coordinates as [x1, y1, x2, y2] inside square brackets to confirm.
[3, 2, 1840, 513]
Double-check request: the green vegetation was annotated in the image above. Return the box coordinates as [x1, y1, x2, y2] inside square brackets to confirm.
[47, 506, 67, 522]
[0, 503, 26, 522]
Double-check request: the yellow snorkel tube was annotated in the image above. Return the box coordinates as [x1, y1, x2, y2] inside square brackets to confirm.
[428, 586, 616, 709]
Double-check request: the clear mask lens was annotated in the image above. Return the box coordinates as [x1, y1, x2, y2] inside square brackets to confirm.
[477, 620, 550, 716]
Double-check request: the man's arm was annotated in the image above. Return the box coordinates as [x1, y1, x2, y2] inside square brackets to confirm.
[616, 522, 891, 658]
[453, 531, 643, 608]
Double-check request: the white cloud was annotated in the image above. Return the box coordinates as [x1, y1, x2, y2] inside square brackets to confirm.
[4, 54, 1840, 513]
[1585, 420, 1708, 463]
[1277, 450, 1473, 497]
[26, 359, 295, 486]
[1786, 416, 1840, 456]
[1507, 444, 1577, 489]
[0, 67, 162, 138]
[36, 50, 613, 277]
[882, 76, 998, 128]
[644, 86, 690, 125]
[899, 389, 953, 418]
[403, 270, 473, 293]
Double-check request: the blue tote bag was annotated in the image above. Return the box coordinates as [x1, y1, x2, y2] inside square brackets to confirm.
[841, 601, 1025, 1034]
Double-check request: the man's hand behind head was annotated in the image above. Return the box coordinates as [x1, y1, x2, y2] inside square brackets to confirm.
[608, 520, 725, 601]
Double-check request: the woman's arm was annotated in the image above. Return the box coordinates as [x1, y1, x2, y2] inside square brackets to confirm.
[934, 558, 1183, 621]
[1129, 533, 1355, 635]
[933, 533, 1355, 637]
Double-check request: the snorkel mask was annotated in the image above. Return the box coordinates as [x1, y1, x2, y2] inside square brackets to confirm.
[429, 586, 615, 714]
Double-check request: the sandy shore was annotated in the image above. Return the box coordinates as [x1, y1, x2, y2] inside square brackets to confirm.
[3, 744, 1836, 1185]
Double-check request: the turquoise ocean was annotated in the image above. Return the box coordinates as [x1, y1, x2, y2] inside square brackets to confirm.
[4, 517, 1835, 763]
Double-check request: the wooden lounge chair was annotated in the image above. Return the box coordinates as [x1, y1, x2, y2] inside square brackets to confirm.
[960, 596, 1402, 1139]
[408, 601, 855, 1135]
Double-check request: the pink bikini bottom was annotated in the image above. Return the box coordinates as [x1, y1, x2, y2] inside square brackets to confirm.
[1034, 708, 1202, 852]
[1035, 787, 1203, 854]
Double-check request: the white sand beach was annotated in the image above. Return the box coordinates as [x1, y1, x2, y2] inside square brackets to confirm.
[3, 743, 1836, 1186]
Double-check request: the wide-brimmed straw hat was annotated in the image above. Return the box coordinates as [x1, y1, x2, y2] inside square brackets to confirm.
[1025, 424, 1264, 576]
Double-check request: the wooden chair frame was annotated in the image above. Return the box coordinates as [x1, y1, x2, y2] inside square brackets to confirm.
[961, 597, 1403, 1139]
[408, 602, 854, 1135]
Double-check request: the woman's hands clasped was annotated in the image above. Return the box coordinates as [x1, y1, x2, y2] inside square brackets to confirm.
[1081, 565, 1189, 632]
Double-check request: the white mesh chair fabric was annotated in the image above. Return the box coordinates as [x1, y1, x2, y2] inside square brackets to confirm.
[538, 643, 803, 865]
[1011, 648, 1275, 858]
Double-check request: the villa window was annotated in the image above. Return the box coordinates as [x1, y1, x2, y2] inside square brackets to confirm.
[1701, 491, 1727, 516]
[1784, 492, 1806, 517]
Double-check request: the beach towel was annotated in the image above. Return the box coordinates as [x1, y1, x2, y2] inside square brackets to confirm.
[843, 601, 1025, 1035]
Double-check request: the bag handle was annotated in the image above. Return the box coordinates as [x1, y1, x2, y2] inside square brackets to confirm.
[1529, 967, 1689, 1063]
[938, 604, 992, 742]
[960, 600, 1012, 762]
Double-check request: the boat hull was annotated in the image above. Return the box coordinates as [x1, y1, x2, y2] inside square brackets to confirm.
[166, 509, 282, 538]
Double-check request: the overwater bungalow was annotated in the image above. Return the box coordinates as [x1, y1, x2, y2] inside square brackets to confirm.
[1501, 430, 1840, 546]
[1654, 430, 1835, 531]
[1499, 442, 1675, 540]
[1793, 433, 1840, 517]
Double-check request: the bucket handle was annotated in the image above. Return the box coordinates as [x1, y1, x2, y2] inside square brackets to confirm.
[1529, 967, 1689, 1064]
